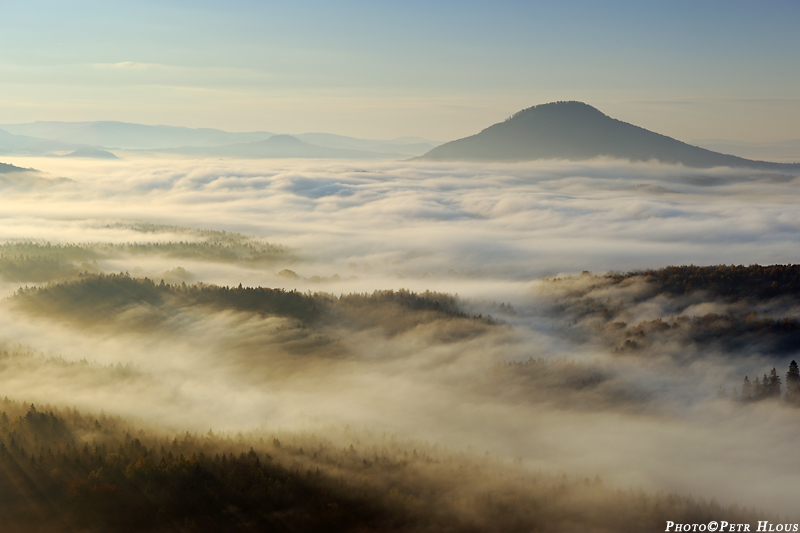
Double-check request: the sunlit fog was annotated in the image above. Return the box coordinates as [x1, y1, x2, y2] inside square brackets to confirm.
[0, 154, 798, 530]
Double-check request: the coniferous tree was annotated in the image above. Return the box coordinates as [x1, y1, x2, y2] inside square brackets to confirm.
[753, 375, 762, 400]
[786, 360, 800, 402]
[741, 376, 752, 401]
[768, 368, 782, 398]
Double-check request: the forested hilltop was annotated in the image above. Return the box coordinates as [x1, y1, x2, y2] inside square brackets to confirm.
[14, 273, 469, 332]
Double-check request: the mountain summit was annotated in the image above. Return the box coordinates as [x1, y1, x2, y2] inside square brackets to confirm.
[419, 101, 797, 170]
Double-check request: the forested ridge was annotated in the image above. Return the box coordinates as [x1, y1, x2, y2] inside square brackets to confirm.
[0, 398, 395, 532]
[14, 273, 472, 329]
[608, 264, 800, 301]
[0, 395, 767, 532]
[614, 314, 800, 355]
[545, 264, 800, 359]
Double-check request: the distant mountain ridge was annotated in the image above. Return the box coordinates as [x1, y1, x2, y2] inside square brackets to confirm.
[0, 121, 274, 150]
[0, 128, 78, 155]
[419, 101, 800, 170]
[0, 121, 441, 158]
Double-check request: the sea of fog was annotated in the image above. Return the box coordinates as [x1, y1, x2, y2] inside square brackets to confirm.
[1, 155, 800, 516]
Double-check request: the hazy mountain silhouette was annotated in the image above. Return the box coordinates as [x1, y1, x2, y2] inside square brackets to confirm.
[0, 121, 441, 158]
[0, 161, 37, 174]
[0, 121, 274, 150]
[0, 128, 78, 155]
[61, 147, 120, 159]
[419, 101, 800, 170]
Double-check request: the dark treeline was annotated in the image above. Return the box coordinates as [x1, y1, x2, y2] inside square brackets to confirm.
[732, 360, 800, 405]
[14, 273, 474, 330]
[333, 290, 472, 335]
[616, 314, 800, 356]
[609, 264, 800, 301]
[15, 274, 319, 323]
[0, 397, 768, 532]
[337, 290, 463, 317]
[545, 265, 800, 359]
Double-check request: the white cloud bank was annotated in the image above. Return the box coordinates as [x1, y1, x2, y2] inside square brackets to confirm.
[2, 156, 798, 287]
[1, 155, 800, 515]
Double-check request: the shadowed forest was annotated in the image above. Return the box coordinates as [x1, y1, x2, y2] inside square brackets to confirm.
[0, 394, 770, 533]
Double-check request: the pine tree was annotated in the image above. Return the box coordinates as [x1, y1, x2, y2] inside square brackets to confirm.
[768, 368, 781, 398]
[786, 360, 800, 402]
[753, 375, 762, 400]
[741, 376, 752, 401]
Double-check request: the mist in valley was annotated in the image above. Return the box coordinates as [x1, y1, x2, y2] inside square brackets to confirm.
[1, 155, 799, 530]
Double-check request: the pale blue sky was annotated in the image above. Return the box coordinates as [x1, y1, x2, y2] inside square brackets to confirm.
[1, 1, 798, 141]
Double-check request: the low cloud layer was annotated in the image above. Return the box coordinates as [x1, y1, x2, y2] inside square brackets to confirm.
[2, 156, 798, 285]
[1, 155, 799, 517]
